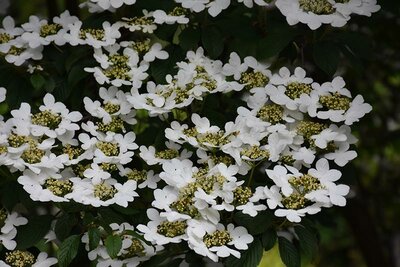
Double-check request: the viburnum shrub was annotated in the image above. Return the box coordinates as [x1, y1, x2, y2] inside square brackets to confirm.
[0, 0, 380, 266]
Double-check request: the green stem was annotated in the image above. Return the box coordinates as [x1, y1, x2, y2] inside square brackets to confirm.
[247, 164, 256, 187]
[247, 160, 265, 187]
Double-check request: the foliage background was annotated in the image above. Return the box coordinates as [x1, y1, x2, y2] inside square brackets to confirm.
[0, 0, 399, 266]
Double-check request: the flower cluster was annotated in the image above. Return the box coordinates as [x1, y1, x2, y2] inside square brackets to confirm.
[0, 49, 371, 264]
[0, 0, 379, 266]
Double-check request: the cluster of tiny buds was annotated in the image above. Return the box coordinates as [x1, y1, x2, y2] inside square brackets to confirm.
[94, 183, 117, 201]
[203, 230, 232, 248]
[285, 82, 312, 100]
[79, 28, 105, 40]
[4, 250, 35, 267]
[240, 71, 269, 90]
[156, 220, 187, 238]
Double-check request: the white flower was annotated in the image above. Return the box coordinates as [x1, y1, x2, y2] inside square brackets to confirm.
[152, 187, 179, 211]
[276, 0, 380, 30]
[83, 163, 111, 184]
[0, 87, 6, 103]
[266, 165, 298, 196]
[207, 0, 231, 17]
[78, 131, 138, 165]
[306, 158, 350, 206]
[274, 204, 321, 223]
[119, 167, 160, 189]
[159, 159, 196, 188]
[21, 12, 78, 48]
[335, 0, 380, 17]
[84, 86, 136, 125]
[265, 127, 296, 162]
[32, 252, 58, 267]
[324, 142, 357, 166]
[3, 42, 44, 66]
[264, 185, 283, 209]
[343, 95, 372, 125]
[85, 44, 149, 88]
[238, 0, 269, 8]
[34, 94, 82, 142]
[267, 67, 314, 111]
[68, 178, 138, 207]
[276, 0, 348, 30]
[0, 252, 57, 267]
[18, 169, 73, 203]
[308, 158, 342, 184]
[89, 0, 136, 9]
[0, 211, 28, 250]
[186, 221, 253, 262]
[222, 52, 248, 80]
[143, 43, 169, 63]
[64, 21, 120, 48]
[175, 0, 209, 13]
[152, 9, 189, 25]
[311, 126, 347, 149]
[0, 16, 23, 52]
[236, 202, 267, 217]
[139, 141, 192, 166]
[119, 11, 157, 33]
[291, 147, 316, 165]
[137, 208, 188, 246]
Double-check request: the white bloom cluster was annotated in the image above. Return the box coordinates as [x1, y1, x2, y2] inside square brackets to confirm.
[0, 46, 371, 262]
[0, 10, 171, 67]
[137, 163, 256, 262]
[0, 0, 379, 263]
[81, 0, 269, 15]
[174, 0, 268, 17]
[78, 0, 380, 27]
[275, 0, 380, 29]
[128, 48, 244, 116]
[0, 87, 142, 208]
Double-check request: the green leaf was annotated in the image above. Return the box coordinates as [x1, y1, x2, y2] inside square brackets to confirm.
[233, 211, 273, 235]
[57, 234, 81, 267]
[55, 213, 78, 241]
[261, 228, 277, 251]
[112, 205, 140, 216]
[225, 238, 263, 267]
[0, 181, 20, 210]
[294, 225, 319, 258]
[257, 24, 299, 59]
[88, 227, 102, 250]
[68, 64, 90, 89]
[44, 76, 56, 92]
[333, 32, 372, 59]
[313, 41, 340, 77]
[0, 102, 9, 115]
[98, 208, 125, 225]
[105, 235, 122, 259]
[140, 252, 169, 267]
[15, 215, 52, 249]
[179, 27, 201, 51]
[30, 74, 46, 90]
[150, 45, 185, 84]
[278, 237, 301, 267]
[202, 26, 224, 58]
